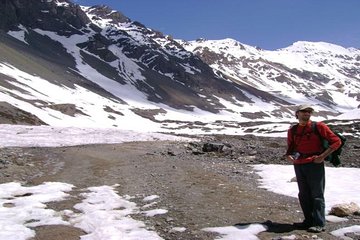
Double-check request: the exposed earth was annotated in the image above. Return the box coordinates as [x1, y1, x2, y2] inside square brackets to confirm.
[1, 134, 360, 240]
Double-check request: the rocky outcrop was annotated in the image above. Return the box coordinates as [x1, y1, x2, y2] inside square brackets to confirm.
[0, 0, 89, 35]
[0, 102, 46, 125]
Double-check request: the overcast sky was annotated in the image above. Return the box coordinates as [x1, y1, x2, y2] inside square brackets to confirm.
[73, 0, 360, 50]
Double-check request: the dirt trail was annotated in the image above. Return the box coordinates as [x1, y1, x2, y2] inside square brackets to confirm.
[1, 139, 358, 239]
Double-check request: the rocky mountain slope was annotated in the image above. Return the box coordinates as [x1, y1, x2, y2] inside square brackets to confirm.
[178, 38, 360, 112]
[0, 0, 359, 134]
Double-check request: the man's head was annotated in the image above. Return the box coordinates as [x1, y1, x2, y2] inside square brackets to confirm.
[295, 104, 314, 120]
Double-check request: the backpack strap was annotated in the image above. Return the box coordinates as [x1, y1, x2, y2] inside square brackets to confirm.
[311, 121, 328, 152]
[291, 122, 318, 138]
[289, 121, 322, 154]
[290, 124, 298, 138]
[311, 121, 322, 140]
[289, 123, 307, 153]
[286, 124, 298, 155]
[291, 123, 298, 142]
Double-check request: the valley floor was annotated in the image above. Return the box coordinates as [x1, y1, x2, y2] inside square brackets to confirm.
[1, 136, 359, 240]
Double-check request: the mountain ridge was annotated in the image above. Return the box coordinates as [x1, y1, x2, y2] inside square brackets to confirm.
[178, 38, 360, 111]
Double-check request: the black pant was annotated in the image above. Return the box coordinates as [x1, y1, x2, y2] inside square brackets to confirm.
[294, 162, 325, 227]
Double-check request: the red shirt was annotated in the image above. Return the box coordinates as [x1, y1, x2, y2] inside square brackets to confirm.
[287, 121, 341, 164]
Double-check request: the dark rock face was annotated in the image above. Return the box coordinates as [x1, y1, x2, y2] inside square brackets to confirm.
[0, 0, 89, 35]
[0, 102, 46, 125]
[86, 4, 129, 24]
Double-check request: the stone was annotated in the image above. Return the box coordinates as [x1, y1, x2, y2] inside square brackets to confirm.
[329, 202, 360, 217]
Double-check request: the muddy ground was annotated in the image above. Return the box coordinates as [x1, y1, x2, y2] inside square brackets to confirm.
[1, 134, 360, 240]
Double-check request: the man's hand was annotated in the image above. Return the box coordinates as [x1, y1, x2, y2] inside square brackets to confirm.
[286, 155, 295, 163]
[312, 155, 325, 163]
[313, 147, 335, 164]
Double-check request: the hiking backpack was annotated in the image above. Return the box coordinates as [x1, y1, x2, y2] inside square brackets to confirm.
[291, 122, 346, 167]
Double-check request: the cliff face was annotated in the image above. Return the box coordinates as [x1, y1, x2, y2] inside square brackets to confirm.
[0, 0, 89, 33]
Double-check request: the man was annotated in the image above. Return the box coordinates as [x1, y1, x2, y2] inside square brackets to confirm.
[285, 104, 341, 233]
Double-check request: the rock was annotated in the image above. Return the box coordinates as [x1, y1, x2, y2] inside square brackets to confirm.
[329, 202, 360, 217]
[248, 150, 257, 156]
[202, 142, 225, 152]
[290, 176, 297, 182]
[202, 142, 233, 155]
[167, 151, 176, 156]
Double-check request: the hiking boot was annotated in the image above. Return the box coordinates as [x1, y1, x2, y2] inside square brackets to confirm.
[307, 226, 325, 233]
[293, 221, 311, 229]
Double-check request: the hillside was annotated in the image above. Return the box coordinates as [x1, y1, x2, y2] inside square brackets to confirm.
[0, 0, 359, 136]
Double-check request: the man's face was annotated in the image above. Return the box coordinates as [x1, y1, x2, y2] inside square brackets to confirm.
[297, 108, 313, 121]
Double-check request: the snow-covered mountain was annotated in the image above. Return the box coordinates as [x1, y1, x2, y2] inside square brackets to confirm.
[0, 0, 359, 136]
[178, 38, 360, 112]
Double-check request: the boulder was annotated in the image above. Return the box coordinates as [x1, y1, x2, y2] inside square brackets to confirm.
[329, 202, 360, 217]
[202, 142, 224, 152]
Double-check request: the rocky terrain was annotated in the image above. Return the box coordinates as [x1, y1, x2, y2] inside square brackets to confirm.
[1, 134, 359, 240]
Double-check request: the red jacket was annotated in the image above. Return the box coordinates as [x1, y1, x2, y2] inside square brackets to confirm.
[287, 121, 341, 164]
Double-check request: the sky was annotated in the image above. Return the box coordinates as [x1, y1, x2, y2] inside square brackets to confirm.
[73, 0, 360, 50]
[0, 124, 359, 239]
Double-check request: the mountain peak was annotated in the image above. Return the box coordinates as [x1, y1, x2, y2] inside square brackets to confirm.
[283, 41, 356, 55]
[83, 4, 129, 24]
